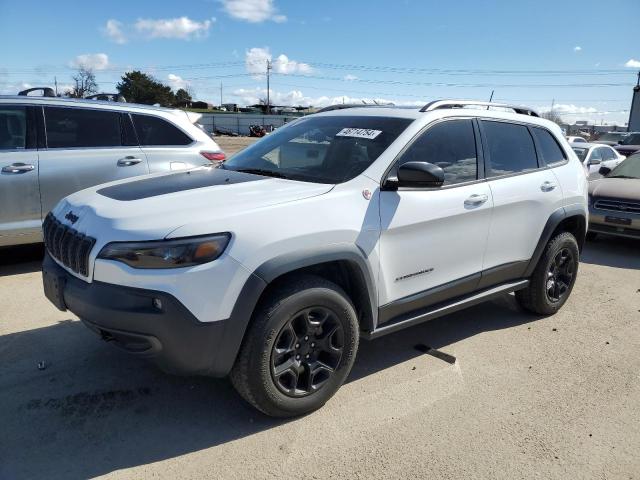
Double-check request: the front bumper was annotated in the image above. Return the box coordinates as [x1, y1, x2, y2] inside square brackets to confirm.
[588, 206, 640, 239]
[42, 252, 241, 376]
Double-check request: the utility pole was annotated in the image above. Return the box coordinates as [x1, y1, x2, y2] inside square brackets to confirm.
[54, 76, 58, 96]
[220, 81, 223, 107]
[266, 59, 272, 114]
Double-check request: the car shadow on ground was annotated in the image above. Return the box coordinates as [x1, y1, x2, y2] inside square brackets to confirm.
[0, 292, 541, 480]
[581, 235, 640, 270]
[0, 243, 44, 277]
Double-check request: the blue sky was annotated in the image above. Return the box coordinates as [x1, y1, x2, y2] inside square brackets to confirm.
[1, 0, 639, 124]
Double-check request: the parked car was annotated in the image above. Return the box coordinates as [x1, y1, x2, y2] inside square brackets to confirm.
[567, 135, 587, 143]
[613, 132, 640, 157]
[570, 142, 625, 179]
[0, 95, 225, 247]
[42, 100, 587, 417]
[593, 131, 629, 146]
[587, 153, 640, 240]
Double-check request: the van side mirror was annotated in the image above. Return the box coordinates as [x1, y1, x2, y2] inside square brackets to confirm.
[397, 161, 445, 188]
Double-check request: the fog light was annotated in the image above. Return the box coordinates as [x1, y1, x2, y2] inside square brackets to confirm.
[152, 298, 163, 310]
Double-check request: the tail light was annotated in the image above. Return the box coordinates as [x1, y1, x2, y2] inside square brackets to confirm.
[200, 151, 226, 162]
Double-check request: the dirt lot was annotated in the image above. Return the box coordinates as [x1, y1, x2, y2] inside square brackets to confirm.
[1, 232, 639, 477]
[216, 135, 256, 156]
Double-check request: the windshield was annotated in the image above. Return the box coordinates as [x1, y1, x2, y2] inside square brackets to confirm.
[222, 115, 412, 183]
[572, 147, 588, 161]
[606, 154, 640, 179]
[619, 133, 640, 145]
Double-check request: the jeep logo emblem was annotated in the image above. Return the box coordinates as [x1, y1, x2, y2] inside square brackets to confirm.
[64, 211, 79, 224]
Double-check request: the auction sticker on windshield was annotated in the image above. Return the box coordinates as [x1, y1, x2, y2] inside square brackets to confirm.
[336, 128, 382, 140]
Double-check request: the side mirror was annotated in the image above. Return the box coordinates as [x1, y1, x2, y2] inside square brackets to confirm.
[598, 166, 611, 176]
[588, 158, 601, 166]
[397, 161, 445, 188]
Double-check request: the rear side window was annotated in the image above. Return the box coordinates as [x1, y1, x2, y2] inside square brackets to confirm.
[45, 107, 121, 148]
[397, 119, 477, 185]
[482, 121, 538, 177]
[0, 106, 27, 149]
[132, 114, 192, 146]
[601, 147, 616, 161]
[532, 128, 566, 165]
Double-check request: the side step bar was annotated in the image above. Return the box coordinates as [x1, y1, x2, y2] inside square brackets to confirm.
[363, 279, 529, 340]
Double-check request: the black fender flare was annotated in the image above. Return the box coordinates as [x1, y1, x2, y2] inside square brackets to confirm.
[524, 205, 587, 278]
[211, 244, 378, 376]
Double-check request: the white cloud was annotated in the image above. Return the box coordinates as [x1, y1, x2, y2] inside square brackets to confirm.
[245, 47, 312, 78]
[167, 73, 189, 91]
[539, 104, 597, 115]
[103, 19, 126, 44]
[624, 58, 640, 68]
[574, 46, 582, 52]
[70, 53, 110, 70]
[221, 0, 286, 23]
[134, 17, 213, 40]
[343, 74, 358, 81]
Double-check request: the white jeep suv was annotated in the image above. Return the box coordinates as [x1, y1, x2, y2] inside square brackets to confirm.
[42, 100, 588, 417]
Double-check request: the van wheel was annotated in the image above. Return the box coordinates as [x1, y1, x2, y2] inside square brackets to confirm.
[230, 275, 359, 417]
[516, 232, 579, 315]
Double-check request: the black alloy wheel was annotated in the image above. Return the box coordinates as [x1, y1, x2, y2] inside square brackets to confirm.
[271, 306, 344, 397]
[546, 247, 576, 303]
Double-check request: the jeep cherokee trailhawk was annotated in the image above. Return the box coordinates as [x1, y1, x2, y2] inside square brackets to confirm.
[42, 100, 588, 417]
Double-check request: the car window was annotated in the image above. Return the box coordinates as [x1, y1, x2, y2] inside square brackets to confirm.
[532, 127, 566, 165]
[0, 106, 27, 150]
[482, 120, 538, 177]
[396, 119, 477, 185]
[601, 147, 616, 161]
[590, 148, 602, 161]
[223, 115, 412, 184]
[132, 114, 192, 146]
[572, 147, 588, 161]
[619, 133, 640, 145]
[45, 107, 121, 148]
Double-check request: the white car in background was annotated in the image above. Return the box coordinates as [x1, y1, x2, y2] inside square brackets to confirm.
[570, 142, 625, 179]
[0, 94, 225, 247]
[567, 136, 587, 144]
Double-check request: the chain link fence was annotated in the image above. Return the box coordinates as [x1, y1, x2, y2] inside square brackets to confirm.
[198, 113, 303, 136]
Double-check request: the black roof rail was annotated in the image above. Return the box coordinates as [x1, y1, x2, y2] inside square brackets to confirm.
[86, 93, 126, 102]
[420, 100, 539, 117]
[18, 87, 55, 97]
[315, 102, 396, 114]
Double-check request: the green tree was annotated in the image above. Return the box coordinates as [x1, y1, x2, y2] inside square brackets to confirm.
[117, 71, 175, 106]
[174, 88, 192, 107]
[65, 67, 98, 98]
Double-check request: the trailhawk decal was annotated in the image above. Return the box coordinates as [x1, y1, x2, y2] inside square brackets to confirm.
[336, 128, 382, 140]
[97, 168, 265, 201]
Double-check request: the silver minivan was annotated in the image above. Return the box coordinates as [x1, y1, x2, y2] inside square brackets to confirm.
[0, 96, 225, 247]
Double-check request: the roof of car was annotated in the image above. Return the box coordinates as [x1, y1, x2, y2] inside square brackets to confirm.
[569, 142, 614, 149]
[0, 95, 179, 114]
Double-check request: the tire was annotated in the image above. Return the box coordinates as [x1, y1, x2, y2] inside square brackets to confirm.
[586, 231, 598, 241]
[230, 274, 359, 417]
[516, 232, 579, 315]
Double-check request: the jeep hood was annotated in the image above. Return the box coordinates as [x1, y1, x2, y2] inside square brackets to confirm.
[588, 177, 640, 201]
[53, 167, 333, 240]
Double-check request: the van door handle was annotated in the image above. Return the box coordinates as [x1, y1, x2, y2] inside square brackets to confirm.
[117, 156, 142, 167]
[464, 193, 489, 206]
[2, 163, 35, 174]
[540, 181, 557, 192]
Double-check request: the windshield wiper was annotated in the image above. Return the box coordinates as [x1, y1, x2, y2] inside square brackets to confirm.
[233, 168, 290, 179]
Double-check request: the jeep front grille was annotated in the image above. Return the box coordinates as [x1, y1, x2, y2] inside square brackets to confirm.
[43, 213, 96, 276]
[593, 198, 640, 215]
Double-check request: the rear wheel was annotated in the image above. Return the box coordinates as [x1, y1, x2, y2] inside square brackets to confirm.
[516, 232, 579, 315]
[230, 275, 359, 417]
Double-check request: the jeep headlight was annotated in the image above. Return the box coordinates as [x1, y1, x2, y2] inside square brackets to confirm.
[98, 233, 231, 269]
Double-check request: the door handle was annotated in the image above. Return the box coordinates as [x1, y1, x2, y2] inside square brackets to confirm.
[117, 156, 143, 167]
[464, 193, 489, 206]
[540, 181, 557, 192]
[1, 163, 35, 174]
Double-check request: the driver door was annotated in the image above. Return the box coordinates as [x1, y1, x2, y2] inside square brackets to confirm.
[377, 118, 492, 322]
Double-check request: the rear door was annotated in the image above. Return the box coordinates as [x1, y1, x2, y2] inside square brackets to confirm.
[131, 113, 203, 172]
[0, 105, 41, 246]
[479, 120, 563, 282]
[38, 106, 149, 215]
[601, 146, 623, 170]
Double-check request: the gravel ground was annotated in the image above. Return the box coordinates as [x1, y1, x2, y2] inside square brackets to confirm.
[0, 227, 639, 478]
[216, 135, 257, 156]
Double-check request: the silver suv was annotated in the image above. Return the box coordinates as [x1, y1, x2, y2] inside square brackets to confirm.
[0, 95, 224, 247]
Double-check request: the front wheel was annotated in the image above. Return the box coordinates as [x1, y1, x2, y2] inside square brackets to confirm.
[230, 275, 359, 417]
[516, 232, 579, 315]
